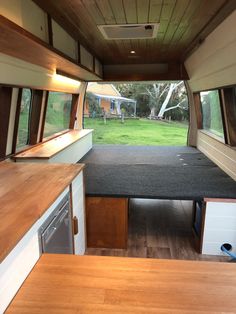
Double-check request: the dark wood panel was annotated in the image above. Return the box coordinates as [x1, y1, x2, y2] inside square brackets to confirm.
[0, 87, 12, 160]
[29, 90, 44, 145]
[221, 88, 236, 146]
[103, 62, 189, 81]
[193, 93, 202, 129]
[69, 94, 79, 129]
[86, 197, 128, 249]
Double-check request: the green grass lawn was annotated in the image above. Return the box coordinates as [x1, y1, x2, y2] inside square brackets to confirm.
[84, 118, 188, 145]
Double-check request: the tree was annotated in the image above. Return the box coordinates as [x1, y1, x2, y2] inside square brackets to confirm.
[85, 92, 101, 116]
[115, 82, 188, 121]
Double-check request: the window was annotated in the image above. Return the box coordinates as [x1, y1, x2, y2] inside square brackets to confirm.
[43, 91, 72, 138]
[200, 90, 224, 140]
[16, 88, 32, 150]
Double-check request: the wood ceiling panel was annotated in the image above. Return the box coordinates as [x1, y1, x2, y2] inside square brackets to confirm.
[156, 0, 176, 43]
[32, 0, 235, 65]
[137, 0, 150, 23]
[163, 0, 190, 44]
[149, 0, 163, 23]
[123, 0, 138, 23]
[109, 0, 127, 24]
[81, 0, 105, 25]
[180, 0, 226, 44]
[96, 0, 116, 24]
[169, 0, 202, 46]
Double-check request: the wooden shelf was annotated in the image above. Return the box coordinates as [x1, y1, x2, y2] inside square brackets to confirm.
[13, 129, 93, 160]
[0, 15, 101, 82]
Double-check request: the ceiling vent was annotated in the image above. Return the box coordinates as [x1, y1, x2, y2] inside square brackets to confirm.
[98, 23, 159, 40]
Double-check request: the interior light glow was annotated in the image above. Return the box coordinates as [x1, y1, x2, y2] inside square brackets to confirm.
[130, 50, 136, 54]
[53, 73, 81, 88]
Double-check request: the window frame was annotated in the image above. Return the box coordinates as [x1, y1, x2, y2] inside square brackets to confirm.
[194, 85, 236, 146]
[41, 91, 78, 141]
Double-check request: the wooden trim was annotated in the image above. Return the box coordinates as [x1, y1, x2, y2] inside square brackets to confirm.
[218, 89, 228, 144]
[39, 91, 49, 142]
[12, 89, 23, 154]
[193, 93, 202, 129]
[221, 88, 236, 146]
[92, 56, 96, 73]
[77, 42, 81, 64]
[69, 94, 79, 129]
[199, 202, 206, 254]
[29, 90, 44, 145]
[0, 87, 12, 160]
[13, 129, 93, 160]
[56, 69, 82, 82]
[204, 198, 236, 203]
[47, 14, 53, 46]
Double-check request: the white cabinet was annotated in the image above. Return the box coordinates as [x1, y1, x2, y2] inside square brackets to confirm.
[71, 172, 86, 255]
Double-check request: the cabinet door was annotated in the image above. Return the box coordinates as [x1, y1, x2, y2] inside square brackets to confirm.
[86, 197, 128, 249]
[71, 172, 86, 255]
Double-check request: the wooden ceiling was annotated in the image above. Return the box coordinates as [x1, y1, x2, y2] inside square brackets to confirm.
[33, 0, 235, 65]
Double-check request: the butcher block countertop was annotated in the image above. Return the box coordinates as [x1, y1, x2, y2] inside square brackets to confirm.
[0, 162, 84, 262]
[7, 254, 236, 313]
[13, 129, 93, 160]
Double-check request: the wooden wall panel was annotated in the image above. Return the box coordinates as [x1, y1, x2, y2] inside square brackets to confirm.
[0, 87, 12, 159]
[185, 10, 236, 91]
[29, 90, 44, 145]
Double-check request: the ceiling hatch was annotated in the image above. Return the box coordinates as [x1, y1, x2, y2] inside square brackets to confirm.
[98, 23, 159, 40]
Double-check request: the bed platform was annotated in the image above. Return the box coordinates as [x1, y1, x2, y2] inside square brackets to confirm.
[80, 145, 236, 200]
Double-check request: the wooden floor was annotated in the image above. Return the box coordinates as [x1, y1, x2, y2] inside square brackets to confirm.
[86, 199, 228, 262]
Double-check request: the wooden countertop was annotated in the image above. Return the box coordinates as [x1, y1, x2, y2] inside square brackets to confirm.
[7, 254, 236, 313]
[0, 162, 84, 262]
[13, 129, 93, 160]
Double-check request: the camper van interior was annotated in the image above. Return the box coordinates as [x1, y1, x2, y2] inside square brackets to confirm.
[1, 0, 236, 312]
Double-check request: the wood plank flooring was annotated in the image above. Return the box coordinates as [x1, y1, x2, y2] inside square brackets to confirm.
[86, 199, 228, 262]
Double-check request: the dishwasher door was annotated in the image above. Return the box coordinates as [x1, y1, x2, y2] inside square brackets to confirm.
[40, 199, 73, 254]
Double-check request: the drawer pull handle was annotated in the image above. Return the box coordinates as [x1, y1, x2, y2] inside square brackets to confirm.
[73, 216, 79, 235]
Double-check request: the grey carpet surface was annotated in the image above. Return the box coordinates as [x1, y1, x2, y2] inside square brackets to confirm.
[80, 145, 236, 200]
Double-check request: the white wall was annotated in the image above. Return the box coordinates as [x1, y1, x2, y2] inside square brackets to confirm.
[52, 19, 77, 60]
[185, 10, 236, 92]
[0, 53, 81, 93]
[197, 131, 236, 181]
[80, 45, 94, 71]
[0, 0, 48, 42]
[185, 10, 236, 180]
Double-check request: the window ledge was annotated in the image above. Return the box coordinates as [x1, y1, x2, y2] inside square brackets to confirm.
[199, 129, 225, 144]
[13, 129, 93, 160]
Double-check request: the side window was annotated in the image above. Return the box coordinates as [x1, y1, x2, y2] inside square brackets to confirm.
[43, 91, 72, 138]
[16, 88, 32, 150]
[200, 90, 224, 140]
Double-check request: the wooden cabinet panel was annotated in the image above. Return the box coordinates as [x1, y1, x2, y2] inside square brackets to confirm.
[86, 197, 128, 249]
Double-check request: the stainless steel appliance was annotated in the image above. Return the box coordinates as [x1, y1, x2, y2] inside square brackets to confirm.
[38, 192, 73, 254]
